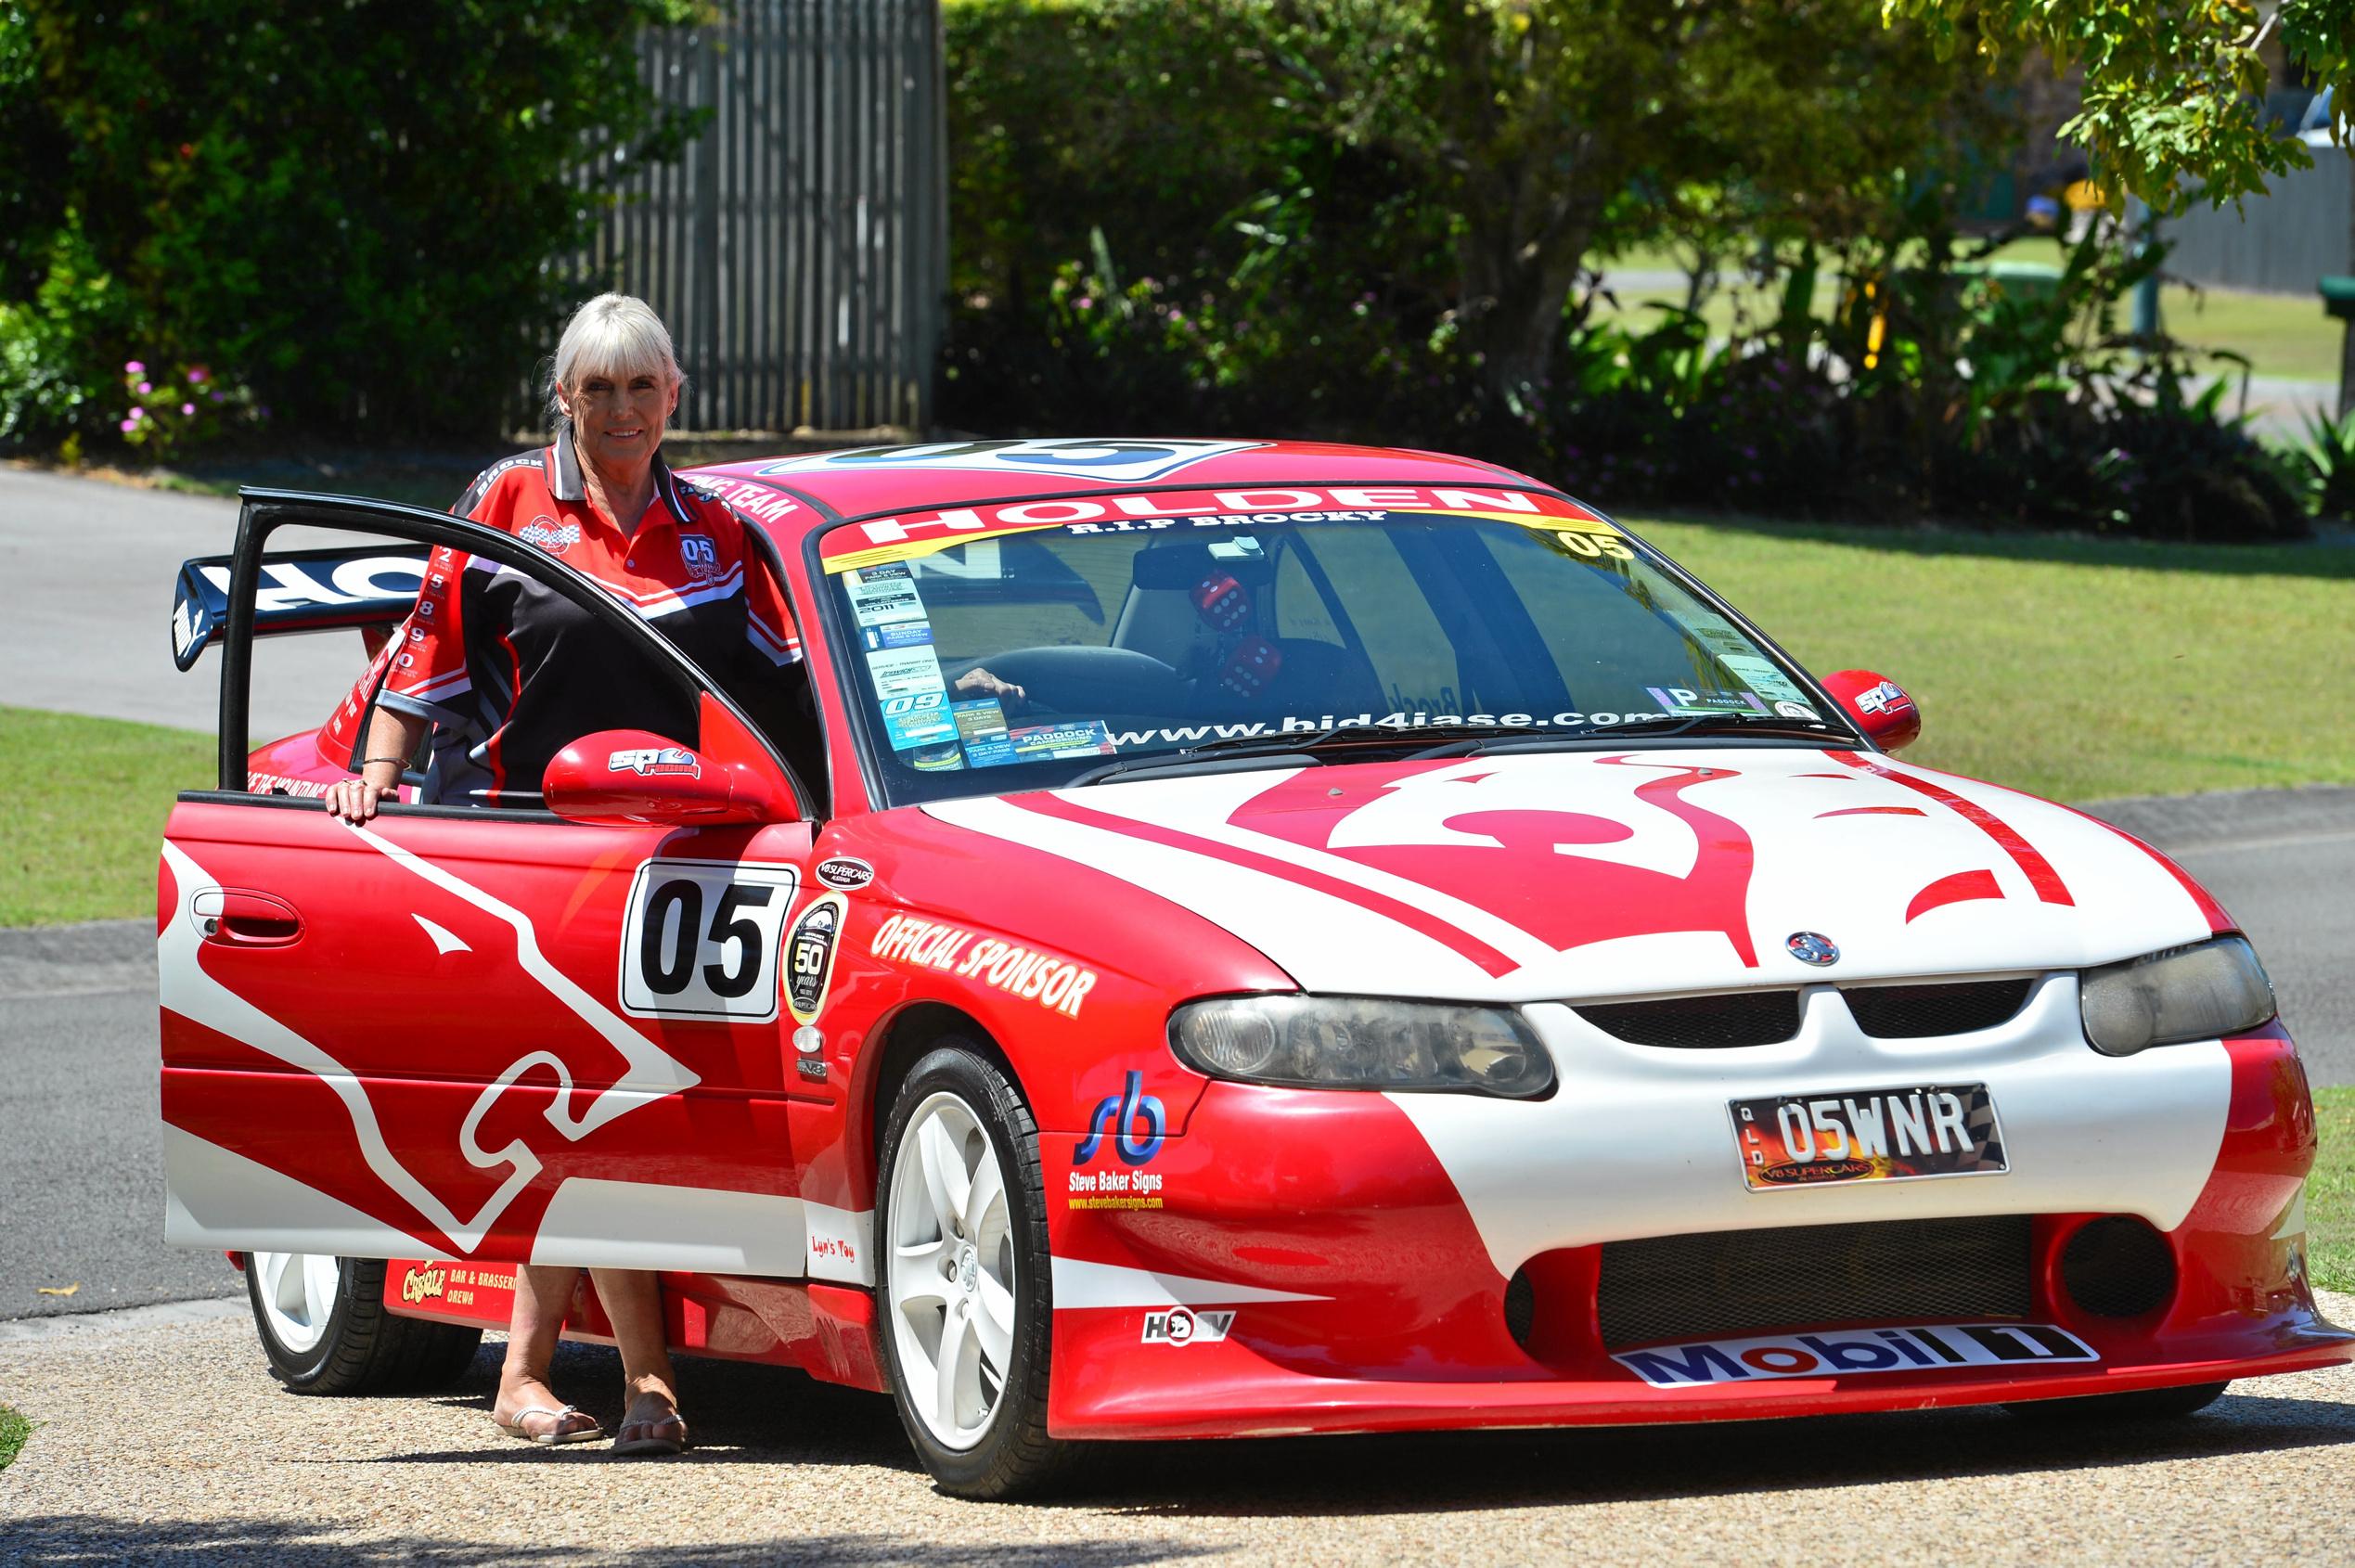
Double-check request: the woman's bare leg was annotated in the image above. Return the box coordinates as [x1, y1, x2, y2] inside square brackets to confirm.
[590, 1268, 686, 1450]
[492, 1265, 599, 1440]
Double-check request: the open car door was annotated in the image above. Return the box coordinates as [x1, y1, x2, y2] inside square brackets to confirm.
[160, 491, 828, 1278]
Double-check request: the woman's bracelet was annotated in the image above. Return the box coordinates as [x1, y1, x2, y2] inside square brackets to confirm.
[357, 756, 409, 769]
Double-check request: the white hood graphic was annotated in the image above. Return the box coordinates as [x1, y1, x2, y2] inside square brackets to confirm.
[924, 748, 2215, 1001]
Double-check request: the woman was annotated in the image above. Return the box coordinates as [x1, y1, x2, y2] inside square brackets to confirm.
[322, 293, 796, 1457]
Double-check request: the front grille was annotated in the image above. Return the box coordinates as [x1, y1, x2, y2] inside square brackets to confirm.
[1576, 991, 1800, 1048]
[1598, 1214, 2033, 1349]
[1841, 978, 2033, 1038]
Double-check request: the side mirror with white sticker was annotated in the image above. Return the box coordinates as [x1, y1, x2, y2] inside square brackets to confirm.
[543, 729, 794, 827]
[1820, 669, 1921, 752]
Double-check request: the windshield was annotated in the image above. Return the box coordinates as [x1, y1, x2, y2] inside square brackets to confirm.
[815, 486, 1851, 804]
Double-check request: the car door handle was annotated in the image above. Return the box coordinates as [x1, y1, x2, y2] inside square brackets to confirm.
[193, 889, 304, 947]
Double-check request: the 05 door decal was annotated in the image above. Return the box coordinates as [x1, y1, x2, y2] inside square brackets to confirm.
[161, 828, 700, 1254]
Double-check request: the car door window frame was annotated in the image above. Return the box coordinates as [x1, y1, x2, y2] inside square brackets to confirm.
[206, 489, 815, 820]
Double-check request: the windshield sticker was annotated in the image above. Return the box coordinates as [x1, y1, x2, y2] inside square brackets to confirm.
[1089, 705, 1836, 749]
[860, 620, 934, 652]
[1774, 700, 1821, 721]
[844, 560, 927, 625]
[966, 720, 1120, 768]
[953, 698, 1010, 746]
[909, 740, 966, 772]
[819, 486, 1609, 572]
[868, 644, 949, 702]
[1646, 687, 1769, 717]
[760, 437, 1269, 484]
[1716, 653, 1808, 703]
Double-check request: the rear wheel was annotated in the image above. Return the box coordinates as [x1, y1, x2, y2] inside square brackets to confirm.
[875, 1043, 1074, 1498]
[244, 1253, 483, 1394]
[2004, 1381, 2230, 1422]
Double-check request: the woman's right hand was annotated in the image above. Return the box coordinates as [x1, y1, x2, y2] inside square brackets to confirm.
[323, 775, 394, 824]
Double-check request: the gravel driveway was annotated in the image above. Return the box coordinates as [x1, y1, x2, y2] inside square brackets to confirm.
[2, 1296, 2350, 1565]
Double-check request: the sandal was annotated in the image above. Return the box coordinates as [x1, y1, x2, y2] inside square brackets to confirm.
[494, 1404, 605, 1446]
[611, 1411, 689, 1458]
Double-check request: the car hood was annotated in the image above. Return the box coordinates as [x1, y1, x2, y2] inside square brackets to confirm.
[920, 747, 2222, 1003]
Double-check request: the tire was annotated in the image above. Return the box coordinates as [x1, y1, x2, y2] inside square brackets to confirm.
[2004, 1381, 2230, 1422]
[243, 1252, 484, 1394]
[874, 1042, 1075, 1498]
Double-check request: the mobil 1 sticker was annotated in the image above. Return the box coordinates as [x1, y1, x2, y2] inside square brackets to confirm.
[619, 859, 801, 1022]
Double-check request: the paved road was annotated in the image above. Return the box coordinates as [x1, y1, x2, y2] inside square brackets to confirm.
[0, 1298, 2349, 1564]
[2, 787, 2348, 1324]
[1, 465, 370, 739]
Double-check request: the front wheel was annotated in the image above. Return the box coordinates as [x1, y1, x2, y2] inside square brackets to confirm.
[875, 1043, 1074, 1498]
[244, 1253, 483, 1394]
[2004, 1381, 2230, 1422]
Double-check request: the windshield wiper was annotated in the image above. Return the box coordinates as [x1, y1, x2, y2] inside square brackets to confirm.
[1464, 713, 1843, 752]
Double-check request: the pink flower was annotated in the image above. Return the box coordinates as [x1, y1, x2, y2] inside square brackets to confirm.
[187, 366, 209, 384]
[137, 380, 152, 394]
[181, 403, 196, 416]
[124, 360, 145, 375]
[128, 406, 144, 420]
[120, 418, 138, 432]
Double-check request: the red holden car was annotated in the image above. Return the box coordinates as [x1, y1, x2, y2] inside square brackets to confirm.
[160, 438, 2347, 1497]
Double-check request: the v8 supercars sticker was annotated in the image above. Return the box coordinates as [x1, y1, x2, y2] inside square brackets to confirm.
[619, 859, 801, 1022]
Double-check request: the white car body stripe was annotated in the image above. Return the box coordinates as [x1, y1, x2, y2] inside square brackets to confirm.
[531, 1178, 804, 1275]
[804, 1201, 875, 1286]
[1051, 1255, 1328, 1308]
[164, 1123, 408, 1256]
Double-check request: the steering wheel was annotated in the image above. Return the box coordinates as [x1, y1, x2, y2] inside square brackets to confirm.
[950, 646, 1187, 718]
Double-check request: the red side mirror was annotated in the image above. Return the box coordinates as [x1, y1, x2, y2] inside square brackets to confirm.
[1821, 669, 1921, 752]
[543, 729, 795, 826]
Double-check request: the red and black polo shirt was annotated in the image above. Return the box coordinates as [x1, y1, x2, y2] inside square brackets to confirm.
[376, 429, 800, 806]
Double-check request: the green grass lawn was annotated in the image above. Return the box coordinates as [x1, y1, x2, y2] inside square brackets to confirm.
[1634, 516, 2355, 803]
[2315, 1087, 2355, 1295]
[0, 1404, 29, 1471]
[1596, 242, 2340, 388]
[0, 707, 213, 926]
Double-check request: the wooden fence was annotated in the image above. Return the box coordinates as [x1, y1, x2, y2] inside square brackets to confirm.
[565, 0, 947, 433]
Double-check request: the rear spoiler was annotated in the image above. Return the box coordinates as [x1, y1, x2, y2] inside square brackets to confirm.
[171, 545, 430, 671]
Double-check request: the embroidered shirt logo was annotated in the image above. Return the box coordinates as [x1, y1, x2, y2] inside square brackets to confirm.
[679, 533, 718, 583]
[518, 516, 583, 552]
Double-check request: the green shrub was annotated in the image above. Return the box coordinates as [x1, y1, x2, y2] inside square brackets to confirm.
[3, 0, 705, 445]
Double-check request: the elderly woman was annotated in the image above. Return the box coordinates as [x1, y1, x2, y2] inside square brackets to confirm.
[321, 293, 794, 1456]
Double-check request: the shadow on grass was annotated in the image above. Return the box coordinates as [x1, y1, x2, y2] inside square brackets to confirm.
[1622, 507, 2355, 581]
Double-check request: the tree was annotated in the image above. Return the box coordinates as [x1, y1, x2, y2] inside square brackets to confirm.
[1884, 0, 2354, 208]
[1238, 0, 1983, 398]
[6, 0, 704, 439]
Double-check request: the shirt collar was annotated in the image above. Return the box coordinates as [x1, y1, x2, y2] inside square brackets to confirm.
[551, 425, 695, 528]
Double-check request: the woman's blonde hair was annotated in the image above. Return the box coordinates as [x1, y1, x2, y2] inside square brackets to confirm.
[545, 293, 683, 429]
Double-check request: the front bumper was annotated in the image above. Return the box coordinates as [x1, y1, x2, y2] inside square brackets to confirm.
[1042, 994, 2349, 1439]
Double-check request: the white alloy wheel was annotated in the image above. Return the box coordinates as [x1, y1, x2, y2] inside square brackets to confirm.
[886, 1089, 1019, 1450]
[251, 1251, 343, 1354]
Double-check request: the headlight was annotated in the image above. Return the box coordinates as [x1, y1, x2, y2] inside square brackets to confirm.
[2079, 935, 2276, 1057]
[1169, 995, 1554, 1098]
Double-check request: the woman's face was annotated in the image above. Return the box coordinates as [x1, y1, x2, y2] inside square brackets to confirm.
[560, 364, 678, 479]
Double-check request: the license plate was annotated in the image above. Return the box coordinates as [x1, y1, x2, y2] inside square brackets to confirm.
[1730, 1083, 2005, 1190]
